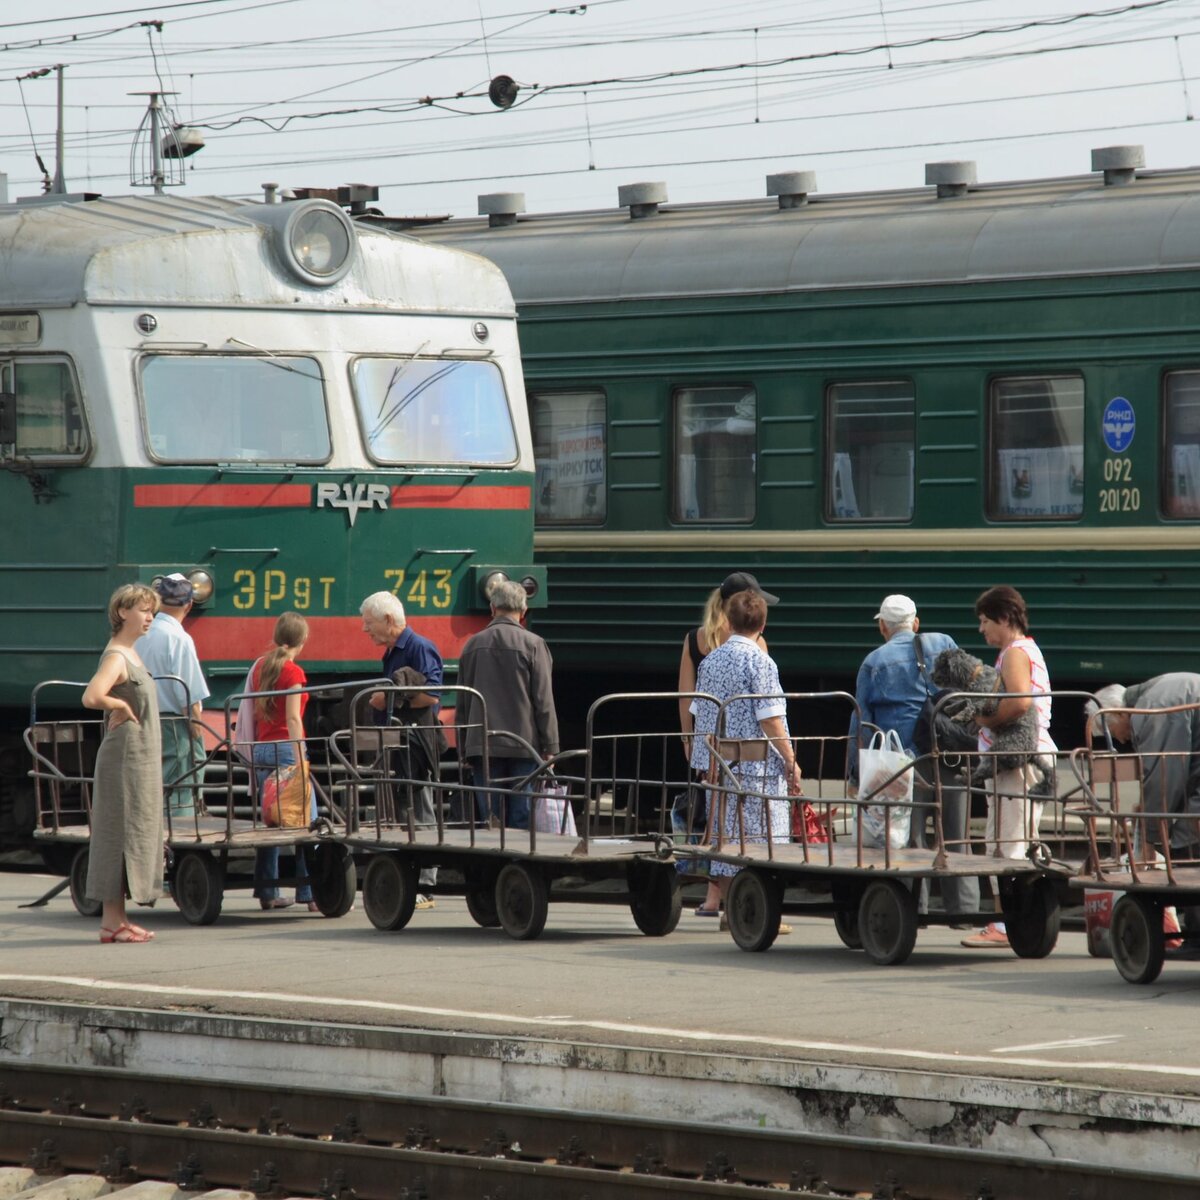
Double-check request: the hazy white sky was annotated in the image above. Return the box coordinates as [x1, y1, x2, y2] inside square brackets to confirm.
[4, 0, 1200, 216]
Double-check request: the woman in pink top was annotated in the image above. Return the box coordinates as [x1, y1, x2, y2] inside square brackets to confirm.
[962, 585, 1056, 949]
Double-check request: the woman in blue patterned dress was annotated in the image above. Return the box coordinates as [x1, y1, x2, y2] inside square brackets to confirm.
[689, 591, 801, 902]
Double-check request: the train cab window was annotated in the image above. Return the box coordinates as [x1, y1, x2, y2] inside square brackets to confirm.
[825, 381, 914, 521]
[1162, 371, 1200, 518]
[1, 358, 87, 458]
[987, 375, 1084, 520]
[673, 385, 756, 523]
[353, 357, 517, 466]
[529, 390, 607, 524]
[141, 354, 330, 463]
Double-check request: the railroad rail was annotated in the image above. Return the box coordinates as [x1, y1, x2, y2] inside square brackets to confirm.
[0, 1063, 1189, 1199]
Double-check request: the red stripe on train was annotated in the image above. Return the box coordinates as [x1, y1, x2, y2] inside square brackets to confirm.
[134, 483, 530, 510]
[186, 614, 488, 663]
[135, 484, 311, 508]
[389, 485, 530, 509]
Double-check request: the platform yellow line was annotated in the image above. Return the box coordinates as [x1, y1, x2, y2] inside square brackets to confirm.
[0, 974, 1193, 1081]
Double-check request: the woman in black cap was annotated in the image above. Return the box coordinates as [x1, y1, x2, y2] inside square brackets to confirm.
[677, 571, 777, 916]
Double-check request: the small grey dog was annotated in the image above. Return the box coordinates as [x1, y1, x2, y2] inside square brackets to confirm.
[930, 647, 1040, 781]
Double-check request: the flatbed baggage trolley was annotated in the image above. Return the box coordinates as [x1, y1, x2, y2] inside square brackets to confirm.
[336, 686, 681, 940]
[672, 690, 1080, 965]
[25, 678, 364, 924]
[1067, 699, 1200, 984]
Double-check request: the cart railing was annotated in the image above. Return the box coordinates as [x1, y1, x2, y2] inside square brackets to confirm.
[1067, 700, 1200, 886]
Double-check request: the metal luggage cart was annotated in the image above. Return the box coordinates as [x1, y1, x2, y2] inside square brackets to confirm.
[671, 690, 1083, 966]
[336, 686, 683, 940]
[1066, 700, 1200, 984]
[25, 678, 370, 925]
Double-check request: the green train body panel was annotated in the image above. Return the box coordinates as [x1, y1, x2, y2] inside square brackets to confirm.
[407, 170, 1200, 693]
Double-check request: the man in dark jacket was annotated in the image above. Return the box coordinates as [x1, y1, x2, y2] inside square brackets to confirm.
[457, 579, 559, 829]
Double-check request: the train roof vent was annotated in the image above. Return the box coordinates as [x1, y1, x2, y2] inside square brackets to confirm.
[478, 192, 526, 227]
[766, 170, 817, 209]
[1092, 145, 1144, 186]
[618, 181, 667, 219]
[925, 160, 977, 199]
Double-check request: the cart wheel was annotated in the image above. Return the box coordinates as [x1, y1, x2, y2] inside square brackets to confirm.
[999, 876, 1060, 959]
[308, 842, 357, 918]
[172, 851, 223, 925]
[465, 886, 501, 928]
[1111, 894, 1166, 985]
[68, 846, 102, 918]
[628, 861, 683, 937]
[726, 869, 783, 952]
[362, 854, 417, 931]
[833, 907, 863, 950]
[859, 879, 918, 966]
[495, 862, 549, 941]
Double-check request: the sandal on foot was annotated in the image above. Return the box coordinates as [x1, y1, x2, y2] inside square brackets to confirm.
[99, 923, 153, 944]
[694, 906, 721, 917]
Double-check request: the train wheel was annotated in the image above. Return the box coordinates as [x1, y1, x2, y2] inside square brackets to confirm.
[628, 861, 682, 937]
[465, 886, 501, 928]
[495, 862, 548, 941]
[833, 907, 863, 950]
[308, 842, 357, 918]
[726, 869, 783, 953]
[999, 876, 1060, 959]
[172, 851, 223, 926]
[362, 854, 417, 931]
[859, 879, 918, 966]
[68, 846, 102, 918]
[1111, 894, 1165, 985]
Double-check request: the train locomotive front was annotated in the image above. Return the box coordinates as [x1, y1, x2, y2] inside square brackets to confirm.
[0, 192, 540, 845]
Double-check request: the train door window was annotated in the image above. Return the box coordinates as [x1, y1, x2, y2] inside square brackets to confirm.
[141, 354, 330, 463]
[673, 386, 756, 523]
[825, 381, 914, 521]
[987, 375, 1084, 520]
[529, 390, 606, 524]
[1162, 371, 1200, 518]
[353, 357, 517, 466]
[1, 358, 88, 458]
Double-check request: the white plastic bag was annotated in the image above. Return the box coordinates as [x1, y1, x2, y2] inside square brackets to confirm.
[859, 729, 913, 850]
[230, 662, 258, 765]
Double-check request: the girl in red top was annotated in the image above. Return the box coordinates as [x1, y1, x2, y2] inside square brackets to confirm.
[249, 612, 315, 909]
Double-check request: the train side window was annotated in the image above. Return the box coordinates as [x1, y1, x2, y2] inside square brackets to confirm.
[353, 357, 517, 466]
[529, 390, 607, 524]
[825, 381, 914, 522]
[2, 358, 88, 458]
[1162, 371, 1200, 518]
[141, 354, 330, 463]
[673, 385, 756, 523]
[987, 375, 1084, 521]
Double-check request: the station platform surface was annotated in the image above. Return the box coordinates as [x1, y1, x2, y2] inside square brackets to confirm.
[2, 869, 1198, 1095]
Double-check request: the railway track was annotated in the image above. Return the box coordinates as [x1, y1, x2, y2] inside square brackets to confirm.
[0, 1062, 1188, 1199]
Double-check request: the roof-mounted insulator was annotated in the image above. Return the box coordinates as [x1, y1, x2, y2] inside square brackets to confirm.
[262, 182, 279, 204]
[925, 161, 977, 199]
[478, 192, 526, 228]
[1092, 145, 1144, 186]
[618, 181, 667, 219]
[766, 170, 817, 209]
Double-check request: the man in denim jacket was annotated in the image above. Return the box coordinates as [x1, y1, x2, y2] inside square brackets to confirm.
[848, 594, 978, 925]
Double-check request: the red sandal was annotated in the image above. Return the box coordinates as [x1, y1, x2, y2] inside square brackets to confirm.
[99, 923, 154, 944]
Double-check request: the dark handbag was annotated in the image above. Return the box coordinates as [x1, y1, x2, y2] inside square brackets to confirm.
[912, 637, 978, 758]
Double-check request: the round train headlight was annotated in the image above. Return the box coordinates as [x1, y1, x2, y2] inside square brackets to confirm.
[289, 206, 351, 279]
[521, 575, 539, 600]
[480, 570, 509, 603]
[186, 569, 214, 606]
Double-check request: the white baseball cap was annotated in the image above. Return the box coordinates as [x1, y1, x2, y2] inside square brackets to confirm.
[873, 594, 917, 624]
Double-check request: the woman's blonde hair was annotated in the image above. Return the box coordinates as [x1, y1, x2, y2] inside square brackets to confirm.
[255, 611, 309, 720]
[699, 588, 727, 655]
[107, 582, 159, 635]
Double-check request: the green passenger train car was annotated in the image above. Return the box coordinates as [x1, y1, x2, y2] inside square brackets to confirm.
[405, 154, 1200, 710]
[0, 191, 540, 842]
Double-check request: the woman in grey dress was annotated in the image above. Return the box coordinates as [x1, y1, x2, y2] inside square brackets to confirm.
[82, 582, 165, 943]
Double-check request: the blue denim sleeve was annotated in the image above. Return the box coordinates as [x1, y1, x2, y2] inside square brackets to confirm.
[848, 660, 875, 783]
